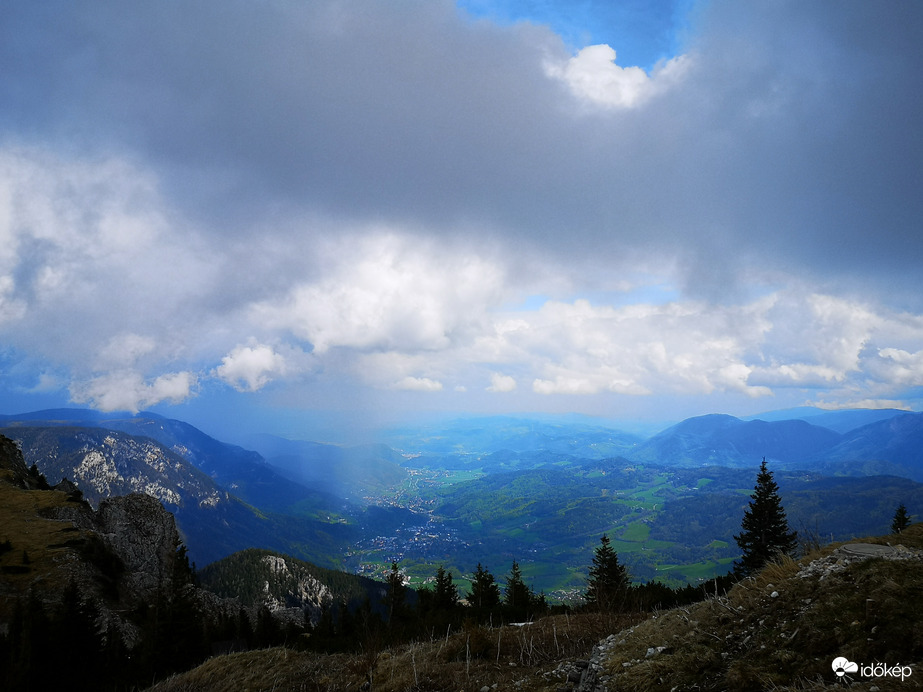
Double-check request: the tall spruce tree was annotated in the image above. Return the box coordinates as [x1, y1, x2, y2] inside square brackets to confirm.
[733, 458, 797, 578]
[468, 563, 500, 614]
[433, 565, 458, 610]
[503, 561, 535, 620]
[384, 562, 407, 625]
[891, 503, 911, 534]
[585, 534, 629, 611]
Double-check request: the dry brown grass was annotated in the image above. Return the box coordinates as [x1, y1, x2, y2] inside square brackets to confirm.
[0, 481, 94, 616]
[598, 530, 923, 691]
[147, 611, 644, 692]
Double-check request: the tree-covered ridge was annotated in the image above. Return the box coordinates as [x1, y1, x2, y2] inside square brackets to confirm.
[198, 548, 387, 621]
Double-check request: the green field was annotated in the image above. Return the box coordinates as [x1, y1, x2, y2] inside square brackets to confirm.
[656, 557, 737, 585]
[620, 521, 651, 542]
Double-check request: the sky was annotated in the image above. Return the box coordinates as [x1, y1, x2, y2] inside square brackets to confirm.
[1, 0, 922, 442]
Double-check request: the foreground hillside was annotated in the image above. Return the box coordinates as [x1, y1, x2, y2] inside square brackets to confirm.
[590, 530, 923, 691]
[149, 526, 923, 691]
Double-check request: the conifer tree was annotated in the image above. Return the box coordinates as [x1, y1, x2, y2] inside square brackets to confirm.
[585, 534, 629, 611]
[468, 562, 500, 613]
[503, 560, 539, 621]
[891, 503, 911, 534]
[433, 565, 458, 610]
[503, 561, 530, 610]
[384, 562, 406, 624]
[733, 458, 797, 578]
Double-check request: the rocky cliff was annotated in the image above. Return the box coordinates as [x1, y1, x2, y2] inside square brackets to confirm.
[1, 425, 355, 566]
[0, 435, 195, 642]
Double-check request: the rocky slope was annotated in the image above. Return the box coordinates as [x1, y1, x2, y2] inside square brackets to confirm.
[0, 410, 329, 512]
[198, 548, 389, 627]
[3, 425, 225, 508]
[0, 426, 355, 566]
[0, 434, 195, 646]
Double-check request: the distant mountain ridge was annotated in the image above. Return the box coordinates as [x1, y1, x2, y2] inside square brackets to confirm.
[0, 409, 326, 512]
[743, 406, 909, 433]
[627, 413, 844, 468]
[0, 424, 355, 567]
[625, 411, 923, 480]
[813, 411, 923, 480]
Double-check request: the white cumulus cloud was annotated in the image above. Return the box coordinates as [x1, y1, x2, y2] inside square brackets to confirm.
[487, 372, 517, 392]
[70, 370, 197, 413]
[393, 376, 443, 392]
[215, 344, 288, 392]
[254, 233, 506, 354]
[544, 44, 690, 108]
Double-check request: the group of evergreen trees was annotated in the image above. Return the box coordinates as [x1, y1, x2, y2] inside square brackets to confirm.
[379, 558, 549, 641]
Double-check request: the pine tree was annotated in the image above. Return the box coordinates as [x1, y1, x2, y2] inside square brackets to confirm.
[891, 503, 911, 534]
[468, 562, 500, 613]
[503, 561, 538, 621]
[733, 458, 797, 578]
[384, 562, 406, 625]
[585, 534, 629, 612]
[433, 565, 458, 610]
[503, 561, 530, 609]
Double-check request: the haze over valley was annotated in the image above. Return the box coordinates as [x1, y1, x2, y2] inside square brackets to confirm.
[3, 405, 920, 600]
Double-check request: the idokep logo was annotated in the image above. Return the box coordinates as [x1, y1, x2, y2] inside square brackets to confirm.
[832, 656, 912, 682]
[831, 657, 858, 677]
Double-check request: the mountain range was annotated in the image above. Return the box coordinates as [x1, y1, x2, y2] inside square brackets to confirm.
[2, 406, 922, 590]
[0, 418, 356, 567]
[628, 410, 923, 480]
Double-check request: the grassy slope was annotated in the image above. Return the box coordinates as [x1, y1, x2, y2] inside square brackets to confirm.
[146, 612, 642, 692]
[0, 478, 96, 618]
[600, 524, 923, 691]
[146, 525, 923, 692]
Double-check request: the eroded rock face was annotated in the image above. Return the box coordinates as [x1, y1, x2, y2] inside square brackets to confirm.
[0, 435, 37, 488]
[96, 492, 180, 594]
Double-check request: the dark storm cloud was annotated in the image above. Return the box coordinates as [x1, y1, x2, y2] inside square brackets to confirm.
[1, 0, 922, 416]
[2, 0, 921, 301]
